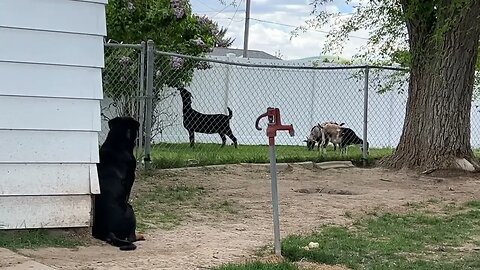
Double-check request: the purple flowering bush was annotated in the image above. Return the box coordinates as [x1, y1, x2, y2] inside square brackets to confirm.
[105, 0, 233, 88]
[170, 0, 185, 19]
[105, 0, 237, 139]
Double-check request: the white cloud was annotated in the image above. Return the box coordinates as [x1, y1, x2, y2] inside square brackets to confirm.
[193, 1, 370, 60]
[324, 4, 340, 13]
[283, 4, 309, 12]
[350, 0, 369, 5]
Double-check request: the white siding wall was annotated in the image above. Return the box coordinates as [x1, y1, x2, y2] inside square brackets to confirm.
[0, 0, 106, 229]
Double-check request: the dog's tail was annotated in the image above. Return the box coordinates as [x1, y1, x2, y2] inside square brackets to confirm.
[227, 107, 233, 120]
[106, 232, 137, 251]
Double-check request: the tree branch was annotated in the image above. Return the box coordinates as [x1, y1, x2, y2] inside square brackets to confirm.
[400, 0, 437, 66]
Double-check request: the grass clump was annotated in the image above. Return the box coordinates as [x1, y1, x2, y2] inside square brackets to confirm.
[281, 200, 480, 270]
[132, 182, 206, 231]
[213, 261, 298, 270]
[132, 170, 240, 231]
[0, 229, 86, 251]
[214, 201, 480, 270]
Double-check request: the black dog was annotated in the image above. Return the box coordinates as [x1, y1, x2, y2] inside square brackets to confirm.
[178, 87, 238, 148]
[92, 116, 144, 251]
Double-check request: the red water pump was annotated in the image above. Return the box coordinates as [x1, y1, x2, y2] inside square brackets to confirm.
[255, 107, 295, 145]
[255, 107, 294, 256]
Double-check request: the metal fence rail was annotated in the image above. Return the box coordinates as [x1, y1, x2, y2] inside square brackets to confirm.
[100, 40, 480, 169]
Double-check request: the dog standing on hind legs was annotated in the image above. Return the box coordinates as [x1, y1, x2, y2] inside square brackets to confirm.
[178, 87, 238, 148]
[92, 116, 145, 251]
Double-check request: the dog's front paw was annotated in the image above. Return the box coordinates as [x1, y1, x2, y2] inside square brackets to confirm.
[136, 234, 146, 241]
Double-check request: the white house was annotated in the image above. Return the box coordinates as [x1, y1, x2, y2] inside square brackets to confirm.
[0, 0, 107, 229]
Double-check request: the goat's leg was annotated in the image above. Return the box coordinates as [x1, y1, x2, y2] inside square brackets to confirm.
[225, 128, 238, 148]
[319, 131, 328, 154]
[321, 137, 329, 154]
[321, 142, 327, 154]
[188, 130, 195, 148]
[219, 133, 227, 148]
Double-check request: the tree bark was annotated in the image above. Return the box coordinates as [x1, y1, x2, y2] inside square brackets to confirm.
[380, 0, 480, 171]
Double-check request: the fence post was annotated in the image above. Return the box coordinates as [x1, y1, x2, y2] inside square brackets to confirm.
[224, 53, 235, 114]
[310, 70, 316, 126]
[137, 41, 146, 160]
[144, 40, 155, 170]
[362, 66, 370, 165]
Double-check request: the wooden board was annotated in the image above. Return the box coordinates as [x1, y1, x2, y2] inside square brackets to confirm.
[0, 164, 99, 196]
[0, 62, 103, 100]
[0, 96, 101, 131]
[0, 130, 99, 163]
[0, 27, 104, 68]
[0, 195, 91, 229]
[0, 0, 106, 36]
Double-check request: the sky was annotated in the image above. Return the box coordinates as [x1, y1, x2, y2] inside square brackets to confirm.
[190, 0, 370, 60]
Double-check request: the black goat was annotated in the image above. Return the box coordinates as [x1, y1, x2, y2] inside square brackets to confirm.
[338, 127, 369, 155]
[178, 87, 238, 148]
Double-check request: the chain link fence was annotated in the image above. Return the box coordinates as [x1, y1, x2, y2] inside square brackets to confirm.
[101, 40, 480, 169]
[147, 48, 409, 168]
[101, 42, 146, 158]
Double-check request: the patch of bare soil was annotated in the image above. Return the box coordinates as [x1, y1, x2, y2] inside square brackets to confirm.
[18, 164, 480, 270]
[0, 248, 30, 268]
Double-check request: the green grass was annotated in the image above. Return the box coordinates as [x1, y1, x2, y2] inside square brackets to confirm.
[215, 201, 480, 270]
[132, 170, 240, 231]
[132, 182, 206, 231]
[0, 229, 86, 251]
[281, 200, 480, 270]
[214, 262, 298, 270]
[209, 200, 239, 214]
[150, 143, 394, 169]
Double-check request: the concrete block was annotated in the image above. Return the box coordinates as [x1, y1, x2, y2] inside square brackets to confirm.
[315, 161, 354, 170]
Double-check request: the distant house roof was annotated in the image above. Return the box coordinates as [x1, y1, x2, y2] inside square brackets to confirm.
[292, 55, 351, 64]
[208, 47, 281, 60]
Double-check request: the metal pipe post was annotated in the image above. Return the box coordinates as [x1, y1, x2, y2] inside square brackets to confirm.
[137, 41, 146, 159]
[224, 54, 233, 114]
[144, 40, 154, 170]
[362, 66, 369, 164]
[242, 0, 251, 58]
[269, 139, 281, 256]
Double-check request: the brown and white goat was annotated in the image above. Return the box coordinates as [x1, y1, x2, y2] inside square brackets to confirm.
[319, 122, 344, 153]
[320, 124, 368, 155]
[304, 121, 345, 151]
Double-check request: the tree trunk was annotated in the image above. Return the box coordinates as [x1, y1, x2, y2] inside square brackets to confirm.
[380, 0, 480, 171]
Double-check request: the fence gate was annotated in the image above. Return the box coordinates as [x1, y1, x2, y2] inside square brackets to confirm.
[101, 42, 147, 160]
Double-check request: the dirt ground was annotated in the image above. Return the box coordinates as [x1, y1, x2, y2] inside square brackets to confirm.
[17, 163, 480, 270]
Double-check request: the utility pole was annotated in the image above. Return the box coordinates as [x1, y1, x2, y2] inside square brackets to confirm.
[242, 0, 251, 58]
